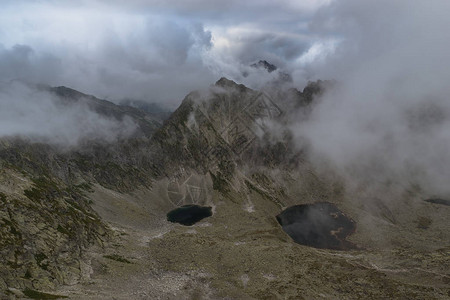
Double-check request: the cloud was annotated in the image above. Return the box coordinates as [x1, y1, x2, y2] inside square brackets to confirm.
[0, 81, 137, 146]
[0, 44, 62, 84]
[290, 0, 450, 197]
[82, 0, 331, 19]
[211, 27, 311, 66]
[0, 5, 214, 106]
[0, 1, 330, 106]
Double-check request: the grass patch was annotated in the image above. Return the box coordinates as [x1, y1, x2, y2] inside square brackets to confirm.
[75, 182, 93, 192]
[24, 176, 60, 202]
[35, 253, 49, 270]
[56, 225, 70, 235]
[23, 288, 68, 299]
[417, 216, 432, 229]
[103, 254, 132, 264]
[210, 171, 229, 194]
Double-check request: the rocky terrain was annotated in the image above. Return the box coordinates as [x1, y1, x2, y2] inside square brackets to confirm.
[0, 78, 449, 299]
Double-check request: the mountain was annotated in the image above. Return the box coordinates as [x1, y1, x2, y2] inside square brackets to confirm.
[0, 79, 449, 299]
[249, 60, 293, 83]
[250, 60, 278, 73]
[50, 86, 162, 137]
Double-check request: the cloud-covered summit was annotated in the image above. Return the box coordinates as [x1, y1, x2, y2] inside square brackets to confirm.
[0, 0, 331, 106]
[0, 81, 138, 146]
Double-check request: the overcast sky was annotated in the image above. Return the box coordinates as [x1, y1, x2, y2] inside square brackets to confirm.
[0, 0, 333, 107]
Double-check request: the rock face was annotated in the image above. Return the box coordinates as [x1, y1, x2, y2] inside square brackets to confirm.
[0, 164, 107, 295]
[0, 86, 164, 297]
[152, 77, 319, 175]
[250, 60, 278, 72]
[0, 79, 449, 299]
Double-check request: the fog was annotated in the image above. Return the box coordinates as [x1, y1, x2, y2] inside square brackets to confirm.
[291, 0, 450, 197]
[0, 81, 137, 146]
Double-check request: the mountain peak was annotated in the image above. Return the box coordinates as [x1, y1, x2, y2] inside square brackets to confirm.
[250, 60, 277, 73]
[215, 77, 249, 92]
[215, 77, 238, 87]
[52, 85, 90, 99]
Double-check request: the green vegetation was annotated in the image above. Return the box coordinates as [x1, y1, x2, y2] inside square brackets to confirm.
[35, 253, 49, 270]
[23, 288, 68, 299]
[74, 182, 93, 192]
[417, 216, 432, 229]
[245, 180, 269, 199]
[103, 254, 132, 264]
[210, 172, 229, 194]
[64, 182, 94, 196]
[56, 225, 70, 235]
[24, 177, 60, 202]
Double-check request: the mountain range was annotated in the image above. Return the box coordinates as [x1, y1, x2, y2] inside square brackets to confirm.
[0, 77, 449, 299]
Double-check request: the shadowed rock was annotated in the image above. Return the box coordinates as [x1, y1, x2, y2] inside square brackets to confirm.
[276, 202, 356, 250]
[250, 60, 277, 73]
[167, 205, 212, 226]
[424, 198, 450, 206]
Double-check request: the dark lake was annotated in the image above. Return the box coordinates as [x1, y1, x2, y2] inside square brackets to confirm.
[167, 205, 212, 226]
[276, 202, 356, 250]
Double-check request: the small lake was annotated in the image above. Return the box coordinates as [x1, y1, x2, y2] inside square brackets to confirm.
[167, 205, 212, 226]
[276, 202, 356, 250]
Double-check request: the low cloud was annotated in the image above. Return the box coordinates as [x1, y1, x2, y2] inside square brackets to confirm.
[290, 0, 450, 197]
[0, 81, 137, 146]
[0, 44, 62, 85]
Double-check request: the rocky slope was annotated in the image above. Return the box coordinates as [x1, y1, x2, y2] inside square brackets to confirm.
[0, 86, 164, 298]
[0, 78, 449, 299]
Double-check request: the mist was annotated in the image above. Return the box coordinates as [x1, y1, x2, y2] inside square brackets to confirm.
[291, 0, 450, 197]
[0, 81, 137, 146]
